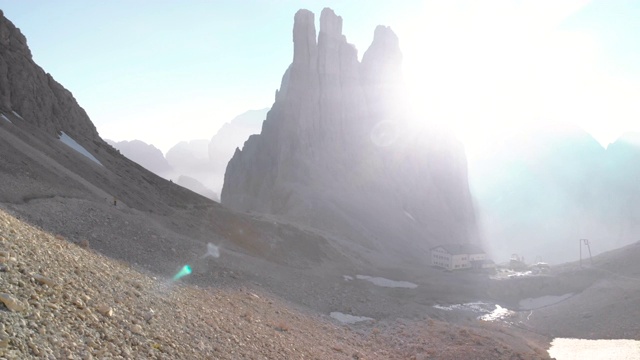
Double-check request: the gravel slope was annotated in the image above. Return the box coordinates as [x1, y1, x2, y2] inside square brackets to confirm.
[518, 243, 640, 340]
[0, 208, 549, 359]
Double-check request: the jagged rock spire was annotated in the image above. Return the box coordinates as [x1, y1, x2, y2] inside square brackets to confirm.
[222, 9, 476, 265]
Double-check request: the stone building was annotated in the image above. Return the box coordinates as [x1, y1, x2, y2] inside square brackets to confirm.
[431, 244, 494, 270]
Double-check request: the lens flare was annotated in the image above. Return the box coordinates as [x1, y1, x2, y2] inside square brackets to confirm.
[202, 243, 220, 259]
[172, 265, 192, 281]
[370, 121, 399, 147]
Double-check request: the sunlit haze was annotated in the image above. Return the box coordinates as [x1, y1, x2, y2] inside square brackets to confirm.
[1, 0, 638, 158]
[402, 0, 640, 160]
[4, 2, 640, 353]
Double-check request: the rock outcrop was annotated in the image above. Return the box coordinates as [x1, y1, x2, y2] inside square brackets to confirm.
[222, 8, 477, 264]
[0, 10, 98, 142]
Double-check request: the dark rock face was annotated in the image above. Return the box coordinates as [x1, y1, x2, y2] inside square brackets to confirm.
[0, 10, 97, 142]
[0, 11, 211, 214]
[222, 8, 476, 263]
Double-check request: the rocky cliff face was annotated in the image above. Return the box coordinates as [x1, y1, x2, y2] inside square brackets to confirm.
[0, 11, 211, 214]
[222, 8, 476, 263]
[0, 10, 98, 142]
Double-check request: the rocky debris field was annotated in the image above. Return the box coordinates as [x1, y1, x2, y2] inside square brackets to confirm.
[0, 207, 375, 360]
[0, 207, 550, 359]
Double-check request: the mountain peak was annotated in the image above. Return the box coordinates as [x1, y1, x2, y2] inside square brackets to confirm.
[292, 9, 317, 68]
[222, 9, 476, 265]
[361, 25, 402, 85]
[0, 12, 32, 60]
[319, 8, 343, 38]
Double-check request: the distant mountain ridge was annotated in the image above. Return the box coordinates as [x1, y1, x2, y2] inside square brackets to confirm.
[106, 108, 267, 200]
[222, 8, 477, 265]
[208, 109, 268, 178]
[105, 139, 173, 177]
[471, 124, 640, 264]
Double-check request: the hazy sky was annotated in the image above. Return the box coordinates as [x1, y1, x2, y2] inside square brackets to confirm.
[1, 1, 639, 157]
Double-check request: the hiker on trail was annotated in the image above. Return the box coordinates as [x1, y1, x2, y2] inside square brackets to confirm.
[113, 197, 117, 206]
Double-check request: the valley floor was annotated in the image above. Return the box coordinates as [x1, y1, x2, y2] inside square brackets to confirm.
[0, 207, 549, 359]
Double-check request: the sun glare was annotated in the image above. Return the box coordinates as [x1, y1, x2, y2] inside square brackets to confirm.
[397, 0, 631, 159]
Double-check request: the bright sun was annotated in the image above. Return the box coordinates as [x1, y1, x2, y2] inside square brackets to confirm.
[396, 0, 639, 159]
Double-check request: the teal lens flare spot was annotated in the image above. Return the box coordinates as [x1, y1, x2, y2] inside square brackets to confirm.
[172, 265, 193, 281]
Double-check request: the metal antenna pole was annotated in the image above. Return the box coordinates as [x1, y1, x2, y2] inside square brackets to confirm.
[579, 239, 592, 268]
[579, 239, 583, 268]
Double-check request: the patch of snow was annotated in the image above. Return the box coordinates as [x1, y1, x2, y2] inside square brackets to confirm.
[343, 275, 354, 281]
[330, 312, 374, 324]
[519, 293, 573, 311]
[404, 211, 416, 222]
[11, 111, 23, 119]
[1, 114, 11, 124]
[356, 275, 418, 289]
[59, 132, 103, 166]
[479, 305, 514, 321]
[548, 338, 640, 360]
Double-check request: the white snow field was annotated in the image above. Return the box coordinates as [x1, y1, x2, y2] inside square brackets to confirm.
[59, 132, 103, 166]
